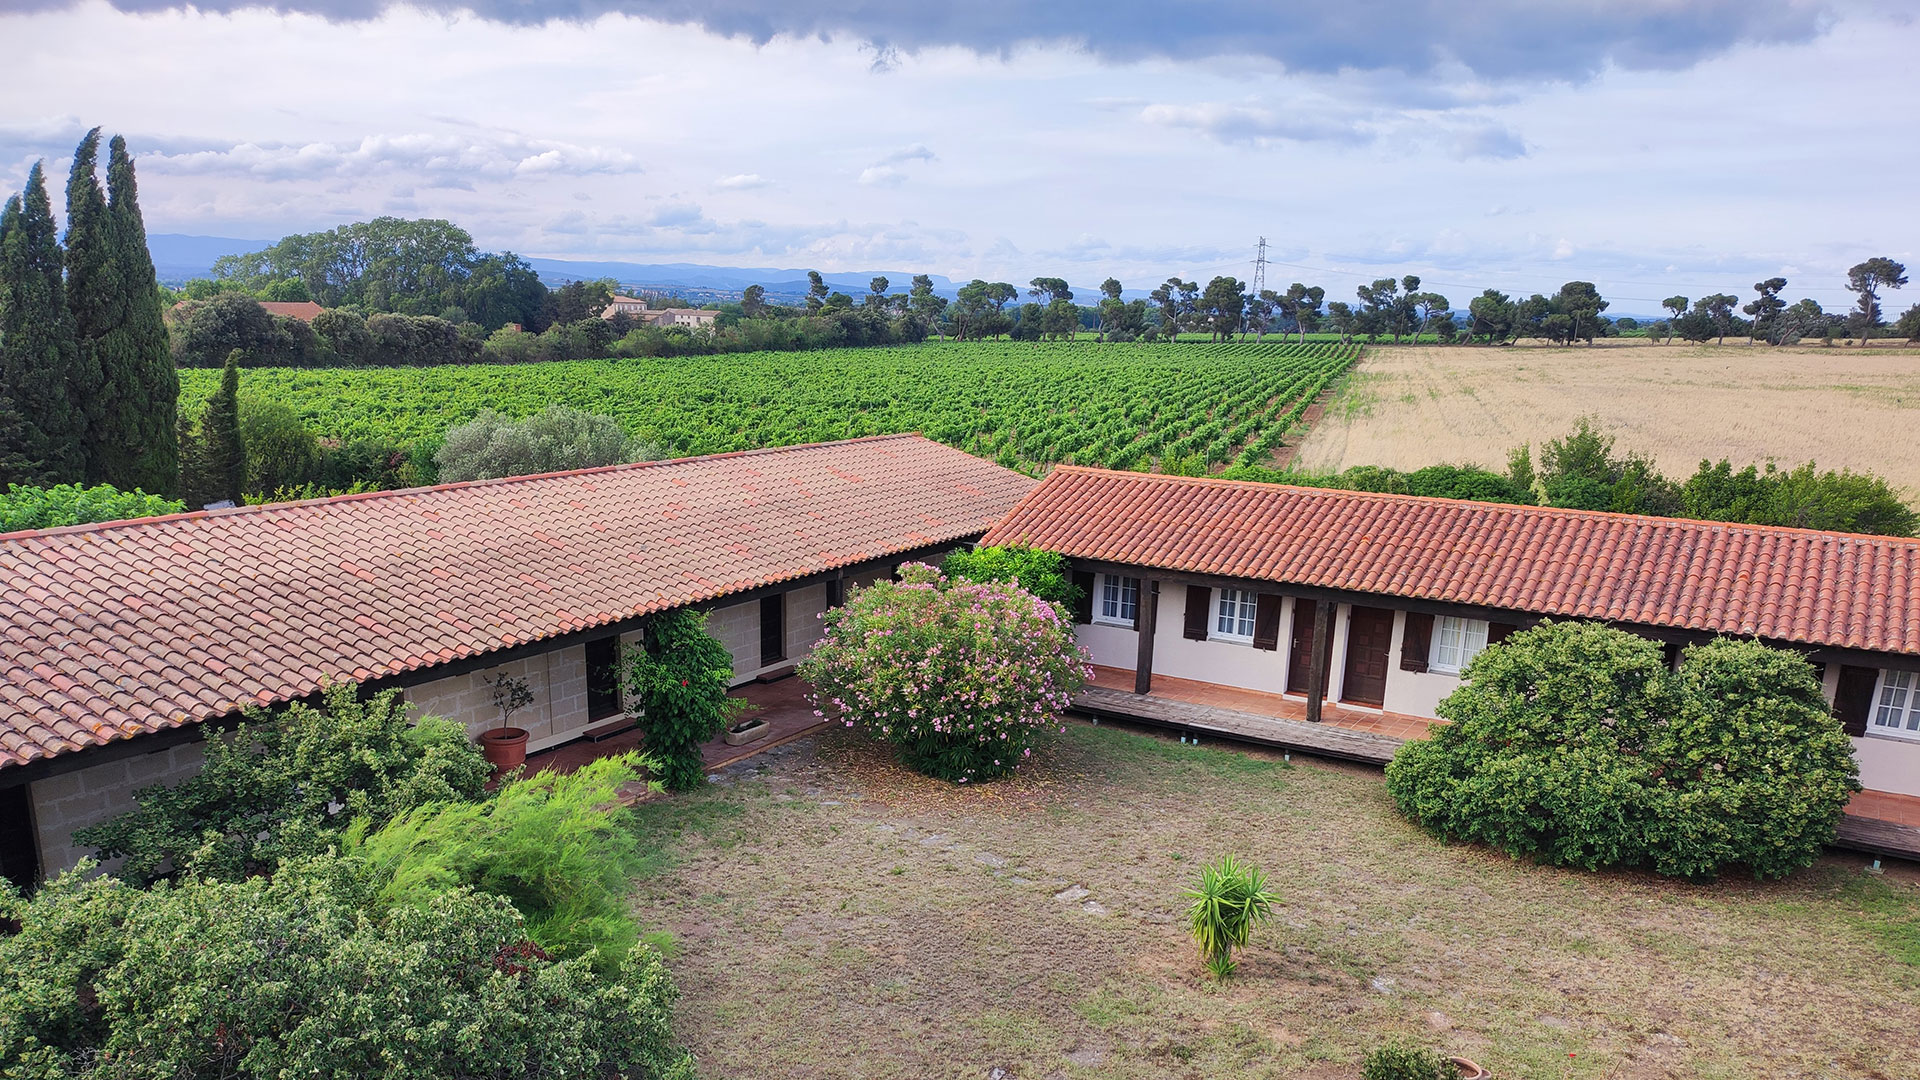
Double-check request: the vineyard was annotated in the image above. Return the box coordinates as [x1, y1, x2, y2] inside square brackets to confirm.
[181, 339, 1360, 475]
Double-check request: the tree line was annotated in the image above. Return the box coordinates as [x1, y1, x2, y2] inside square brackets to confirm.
[1227, 418, 1916, 536]
[0, 129, 177, 496]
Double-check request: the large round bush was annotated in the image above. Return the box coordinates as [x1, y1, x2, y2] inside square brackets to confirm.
[1385, 621, 1859, 880]
[800, 562, 1089, 782]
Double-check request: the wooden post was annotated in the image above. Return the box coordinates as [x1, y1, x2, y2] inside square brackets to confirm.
[825, 573, 845, 610]
[1134, 581, 1159, 695]
[1305, 599, 1331, 724]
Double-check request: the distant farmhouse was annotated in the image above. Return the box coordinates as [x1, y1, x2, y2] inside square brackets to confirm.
[166, 298, 326, 323]
[599, 295, 719, 328]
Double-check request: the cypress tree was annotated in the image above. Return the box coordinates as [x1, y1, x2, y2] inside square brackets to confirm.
[100, 135, 180, 496]
[65, 128, 113, 485]
[201, 350, 245, 505]
[0, 165, 85, 484]
[0, 387, 31, 488]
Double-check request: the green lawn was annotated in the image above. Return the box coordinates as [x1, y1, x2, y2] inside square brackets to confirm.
[627, 723, 1920, 1080]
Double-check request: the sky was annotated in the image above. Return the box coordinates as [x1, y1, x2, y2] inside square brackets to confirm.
[1, 0, 1916, 310]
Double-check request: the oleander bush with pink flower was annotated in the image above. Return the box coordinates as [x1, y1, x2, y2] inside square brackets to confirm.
[800, 562, 1090, 783]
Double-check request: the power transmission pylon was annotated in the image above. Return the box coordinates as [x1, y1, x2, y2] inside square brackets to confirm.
[1251, 236, 1268, 297]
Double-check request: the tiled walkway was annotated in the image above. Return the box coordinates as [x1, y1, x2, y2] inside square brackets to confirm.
[1848, 789, 1920, 828]
[524, 675, 829, 777]
[1085, 665, 1439, 741]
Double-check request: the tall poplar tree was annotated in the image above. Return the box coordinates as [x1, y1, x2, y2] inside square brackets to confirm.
[101, 135, 180, 495]
[64, 128, 114, 484]
[0, 165, 85, 483]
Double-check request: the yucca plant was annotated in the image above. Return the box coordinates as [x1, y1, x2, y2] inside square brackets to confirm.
[1184, 854, 1280, 980]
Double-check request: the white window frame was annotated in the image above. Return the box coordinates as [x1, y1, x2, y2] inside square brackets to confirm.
[1428, 615, 1490, 676]
[1870, 669, 1920, 741]
[1214, 588, 1258, 643]
[1094, 573, 1140, 627]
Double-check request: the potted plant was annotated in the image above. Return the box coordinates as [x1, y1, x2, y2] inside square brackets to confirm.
[723, 715, 771, 746]
[479, 670, 535, 771]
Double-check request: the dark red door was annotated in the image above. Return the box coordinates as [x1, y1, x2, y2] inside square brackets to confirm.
[1286, 600, 1332, 697]
[1340, 606, 1395, 707]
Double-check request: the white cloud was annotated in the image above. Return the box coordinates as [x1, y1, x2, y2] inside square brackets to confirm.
[857, 144, 937, 186]
[0, 1, 1911, 297]
[139, 133, 641, 184]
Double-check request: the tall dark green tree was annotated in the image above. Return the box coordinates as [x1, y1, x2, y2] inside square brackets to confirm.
[0, 164, 86, 483]
[183, 350, 245, 507]
[64, 128, 114, 484]
[99, 135, 180, 496]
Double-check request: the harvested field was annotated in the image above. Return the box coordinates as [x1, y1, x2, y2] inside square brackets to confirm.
[1292, 338, 1920, 498]
[627, 722, 1920, 1080]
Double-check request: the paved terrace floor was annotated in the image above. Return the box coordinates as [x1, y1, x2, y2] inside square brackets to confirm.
[526, 675, 830, 779]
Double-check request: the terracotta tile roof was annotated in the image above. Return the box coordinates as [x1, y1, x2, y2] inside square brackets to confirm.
[0, 435, 1035, 770]
[982, 466, 1920, 657]
[257, 301, 325, 322]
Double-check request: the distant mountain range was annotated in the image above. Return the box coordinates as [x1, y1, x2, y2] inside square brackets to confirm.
[146, 234, 979, 302]
[143, 234, 1179, 303]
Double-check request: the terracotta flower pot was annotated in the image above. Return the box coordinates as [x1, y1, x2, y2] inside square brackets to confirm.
[480, 727, 529, 771]
[1449, 1058, 1490, 1080]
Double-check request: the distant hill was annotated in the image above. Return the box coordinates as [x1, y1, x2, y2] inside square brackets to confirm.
[145, 234, 1146, 302]
[148, 234, 270, 284]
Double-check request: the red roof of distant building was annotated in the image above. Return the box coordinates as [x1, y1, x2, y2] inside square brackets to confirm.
[0, 435, 1036, 769]
[982, 466, 1920, 656]
[258, 300, 325, 321]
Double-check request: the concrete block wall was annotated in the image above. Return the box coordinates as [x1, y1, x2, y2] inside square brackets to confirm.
[30, 741, 207, 878]
[406, 643, 594, 753]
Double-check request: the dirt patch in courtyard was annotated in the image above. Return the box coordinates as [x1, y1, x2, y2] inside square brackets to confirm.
[627, 723, 1920, 1080]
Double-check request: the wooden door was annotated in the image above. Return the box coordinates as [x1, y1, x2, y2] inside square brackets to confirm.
[1340, 606, 1395, 707]
[1286, 600, 1331, 697]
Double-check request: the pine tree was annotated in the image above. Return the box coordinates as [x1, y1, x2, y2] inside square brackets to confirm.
[65, 128, 114, 485]
[0, 165, 85, 484]
[100, 135, 180, 496]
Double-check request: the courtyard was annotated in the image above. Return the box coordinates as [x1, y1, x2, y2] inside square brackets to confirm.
[627, 721, 1920, 1080]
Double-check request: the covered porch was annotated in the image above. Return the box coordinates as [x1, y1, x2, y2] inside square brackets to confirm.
[525, 674, 830, 778]
[1073, 664, 1920, 862]
[1071, 664, 1436, 765]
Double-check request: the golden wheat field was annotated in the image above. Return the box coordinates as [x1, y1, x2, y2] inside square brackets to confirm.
[1291, 337, 1920, 497]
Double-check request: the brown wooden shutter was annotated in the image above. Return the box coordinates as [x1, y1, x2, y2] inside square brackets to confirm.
[1487, 620, 1519, 645]
[1183, 585, 1211, 640]
[1833, 664, 1879, 738]
[1399, 611, 1433, 672]
[1251, 594, 1283, 651]
[1070, 571, 1095, 624]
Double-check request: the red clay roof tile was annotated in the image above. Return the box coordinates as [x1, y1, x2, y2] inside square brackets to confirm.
[982, 466, 1920, 656]
[1, 435, 1034, 770]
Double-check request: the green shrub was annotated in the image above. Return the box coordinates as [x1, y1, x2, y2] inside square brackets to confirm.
[434, 403, 635, 482]
[0, 482, 183, 531]
[1361, 1042, 1453, 1080]
[623, 609, 749, 791]
[1647, 639, 1862, 879]
[0, 857, 693, 1080]
[351, 753, 657, 970]
[1184, 854, 1279, 980]
[801, 563, 1089, 783]
[940, 544, 1079, 607]
[1385, 622, 1860, 879]
[75, 683, 490, 882]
